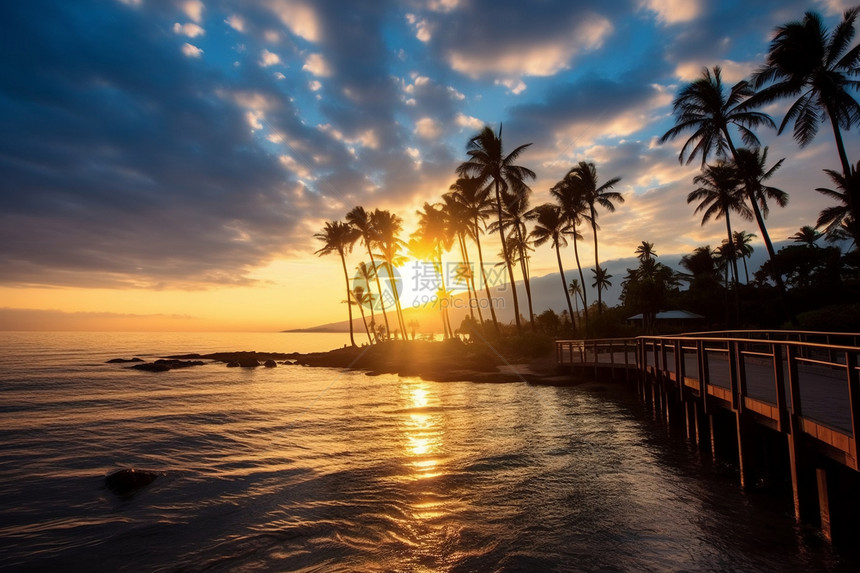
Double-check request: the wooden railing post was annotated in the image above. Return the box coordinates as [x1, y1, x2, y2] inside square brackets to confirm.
[847, 350, 860, 467]
[773, 343, 789, 433]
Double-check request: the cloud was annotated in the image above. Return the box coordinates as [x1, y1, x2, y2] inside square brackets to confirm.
[641, 0, 703, 24]
[182, 0, 204, 23]
[303, 53, 331, 76]
[415, 118, 442, 139]
[225, 14, 245, 32]
[266, 0, 320, 42]
[181, 42, 203, 58]
[259, 48, 281, 67]
[173, 22, 205, 37]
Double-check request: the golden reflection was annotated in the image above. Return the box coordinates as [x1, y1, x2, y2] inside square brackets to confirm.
[400, 380, 443, 481]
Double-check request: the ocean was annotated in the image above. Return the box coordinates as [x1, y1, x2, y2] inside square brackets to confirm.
[1, 331, 857, 571]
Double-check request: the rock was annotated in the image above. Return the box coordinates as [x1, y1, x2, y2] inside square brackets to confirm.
[237, 357, 260, 368]
[105, 468, 160, 495]
[129, 359, 204, 372]
[263, 359, 277, 368]
[226, 361, 240, 367]
[106, 357, 144, 363]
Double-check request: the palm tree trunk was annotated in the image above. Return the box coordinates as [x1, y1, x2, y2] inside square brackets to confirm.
[457, 235, 476, 322]
[572, 232, 589, 334]
[742, 254, 750, 284]
[827, 110, 859, 227]
[474, 218, 500, 334]
[340, 252, 356, 347]
[555, 242, 576, 331]
[724, 212, 740, 326]
[514, 223, 536, 329]
[386, 259, 408, 339]
[494, 181, 522, 333]
[366, 247, 390, 337]
[358, 301, 373, 345]
[460, 234, 484, 324]
[590, 208, 603, 314]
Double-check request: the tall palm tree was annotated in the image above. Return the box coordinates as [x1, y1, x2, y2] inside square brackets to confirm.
[457, 125, 536, 334]
[688, 161, 752, 294]
[551, 169, 590, 330]
[448, 177, 500, 332]
[527, 203, 577, 331]
[314, 221, 360, 347]
[635, 241, 656, 263]
[733, 230, 756, 283]
[413, 202, 455, 338]
[568, 161, 624, 314]
[816, 161, 860, 245]
[752, 8, 860, 183]
[490, 185, 536, 328]
[659, 66, 794, 316]
[346, 206, 391, 337]
[371, 208, 408, 338]
[441, 193, 483, 325]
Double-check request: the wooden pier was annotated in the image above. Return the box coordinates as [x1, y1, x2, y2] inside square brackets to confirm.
[556, 330, 860, 543]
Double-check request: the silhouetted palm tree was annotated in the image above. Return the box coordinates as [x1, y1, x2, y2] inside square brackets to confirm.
[689, 161, 752, 292]
[315, 221, 360, 347]
[441, 193, 483, 324]
[346, 206, 391, 337]
[448, 177, 499, 332]
[457, 125, 536, 333]
[816, 161, 860, 245]
[752, 8, 860, 181]
[733, 230, 756, 283]
[591, 265, 613, 309]
[348, 286, 374, 345]
[527, 203, 577, 331]
[790, 225, 823, 247]
[355, 262, 379, 341]
[371, 209, 408, 337]
[490, 185, 536, 328]
[412, 202, 455, 338]
[567, 279, 583, 319]
[732, 146, 789, 264]
[660, 66, 795, 317]
[569, 161, 623, 314]
[635, 241, 656, 263]
[551, 169, 590, 330]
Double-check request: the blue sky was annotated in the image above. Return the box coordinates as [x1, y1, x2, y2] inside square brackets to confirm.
[0, 0, 858, 330]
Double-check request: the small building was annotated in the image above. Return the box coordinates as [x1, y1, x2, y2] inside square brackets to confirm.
[626, 309, 705, 333]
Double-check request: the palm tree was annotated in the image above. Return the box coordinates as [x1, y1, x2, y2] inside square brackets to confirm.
[732, 146, 789, 263]
[635, 241, 656, 263]
[551, 169, 590, 330]
[790, 225, 823, 247]
[348, 286, 374, 345]
[660, 66, 794, 316]
[346, 206, 391, 337]
[441, 193, 484, 325]
[688, 161, 752, 294]
[490, 185, 536, 328]
[412, 202, 455, 338]
[816, 161, 860, 246]
[568, 279, 583, 319]
[591, 265, 613, 311]
[371, 209, 408, 338]
[527, 203, 577, 331]
[568, 161, 624, 314]
[733, 230, 756, 283]
[752, 8, 860, 183]
[457, 125, 536, 334]
[448, 177, 500, 332]
[314, 221, 360, 347]
[355, 262, 379, 341]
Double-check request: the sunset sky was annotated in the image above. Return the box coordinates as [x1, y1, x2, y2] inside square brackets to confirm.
[1, 0, 858, 331]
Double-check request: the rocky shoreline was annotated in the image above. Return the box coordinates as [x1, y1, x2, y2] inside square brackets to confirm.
[108, 340, 577, 385]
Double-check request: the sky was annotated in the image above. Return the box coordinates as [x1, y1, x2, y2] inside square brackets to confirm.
[1, 0, 858, 332]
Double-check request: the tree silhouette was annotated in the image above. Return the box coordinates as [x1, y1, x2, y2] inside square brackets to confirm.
[527, 203, 577, 332]
[315, 221, 360, 346]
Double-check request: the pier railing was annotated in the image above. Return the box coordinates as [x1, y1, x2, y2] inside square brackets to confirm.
[556, 331, 860, 541]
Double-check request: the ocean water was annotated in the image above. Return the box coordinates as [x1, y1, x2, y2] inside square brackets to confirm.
[1, 331, 857, 572]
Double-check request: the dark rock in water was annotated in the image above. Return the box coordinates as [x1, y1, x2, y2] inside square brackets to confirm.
[129, 359, 204, 372]
[106, 357, 144, 363]
[263, 359, 277, 368]
[105, 468, 160, 495]
[226, 361, 240, 367]
[236, 357, 260, 368]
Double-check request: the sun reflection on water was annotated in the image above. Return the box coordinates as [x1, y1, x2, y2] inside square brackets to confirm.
[401, 382, 444, 481]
